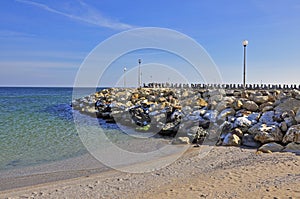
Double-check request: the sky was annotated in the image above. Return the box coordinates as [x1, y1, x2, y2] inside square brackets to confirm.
[0, 0, 300, 87]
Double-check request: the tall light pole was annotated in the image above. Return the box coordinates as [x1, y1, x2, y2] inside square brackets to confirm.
[123, 67, 127, 87]
[242, 40, 248, 88]
[138, 59, 142, 88]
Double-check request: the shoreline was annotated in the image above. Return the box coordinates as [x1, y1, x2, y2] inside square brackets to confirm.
[0, 152, 109, 191]
[1, 146, 299, 198]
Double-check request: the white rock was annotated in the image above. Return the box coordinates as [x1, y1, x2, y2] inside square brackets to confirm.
[254, 124, 283, 143]
[234, 117, 252, 129]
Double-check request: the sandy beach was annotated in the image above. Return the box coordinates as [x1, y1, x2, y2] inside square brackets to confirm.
[0, 146, 299, 199]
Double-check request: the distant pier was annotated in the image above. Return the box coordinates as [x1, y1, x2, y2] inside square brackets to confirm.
[143, 83, 300, 90]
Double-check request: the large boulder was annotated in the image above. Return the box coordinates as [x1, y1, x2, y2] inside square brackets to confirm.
[254, 124, 283, 143]
[242, 134, 261, 148]
[259, 111, 275, 125]
[258, 142, 284, 153]
[253, 95, 269, 104]
[217, 108, 235, 121]
[275, 98, 300, 113]
[282, 142, 300, 155]
[282, 124, 300, 143]
[247, 123, 262, 135]
[247, 112, 261, 122]
[233, 99, 243, 110]
[222, 133, 241, 146]
[233, 117, 252, 132]
[243, 101, 259, 112]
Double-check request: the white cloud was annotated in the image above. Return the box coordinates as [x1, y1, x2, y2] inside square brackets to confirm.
[0, 30, 35, 38]
[15, 0, 135, 30]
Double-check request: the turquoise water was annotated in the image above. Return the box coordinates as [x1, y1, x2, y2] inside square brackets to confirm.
[0, 87, 172, 172]
[0, 87, 89, 170]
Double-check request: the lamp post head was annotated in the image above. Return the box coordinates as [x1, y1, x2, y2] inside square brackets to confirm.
[138, 59, 141, 64]
[243, 40, 248, 47]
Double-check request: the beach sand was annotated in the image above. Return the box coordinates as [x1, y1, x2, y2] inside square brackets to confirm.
[0, 146, 299, 199]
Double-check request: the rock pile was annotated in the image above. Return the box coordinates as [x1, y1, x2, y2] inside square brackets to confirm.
[72, 88, 300, 154]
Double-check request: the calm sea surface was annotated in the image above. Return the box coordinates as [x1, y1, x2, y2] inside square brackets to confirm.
[0, 87, 100, 170]
[0, 87, 173, 173]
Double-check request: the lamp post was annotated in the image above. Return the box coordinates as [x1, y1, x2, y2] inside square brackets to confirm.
[123, 67, 127, 87]
[242, 40, 248, 88]
[138, 59, 142, 87]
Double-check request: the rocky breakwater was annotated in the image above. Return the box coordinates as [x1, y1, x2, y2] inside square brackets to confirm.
[72, 88, 300, 154]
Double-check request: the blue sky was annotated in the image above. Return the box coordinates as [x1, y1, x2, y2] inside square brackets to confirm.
[0, 0, 300, 86]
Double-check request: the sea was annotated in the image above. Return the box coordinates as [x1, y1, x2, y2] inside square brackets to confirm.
[0, 87, 174, 175]
[0, 87, 101, 171]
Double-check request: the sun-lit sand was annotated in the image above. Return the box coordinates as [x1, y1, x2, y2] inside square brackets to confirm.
[1, 146, 299, 199]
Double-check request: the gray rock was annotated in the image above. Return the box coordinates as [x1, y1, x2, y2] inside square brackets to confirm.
[284, 117, 297, 128]
[243, 101, 259, 112]
[258, 142, 284, 153]
[295, 109, 300, 123]
[254, 124, 283, 143]
[259, 111, 275, 125]
[208, 89, 226, 97]
[217, 108, 235, 121]
[247, 123, 262, 135]
[187, 114, 201, 121]
[188, 126, 208, 143]
[280, 122, 288, 132]
[222, 133, 241, 146]
[291, 89, 300, 100]
[242, 134, 261, 148]
[215, 101, 231, 112]
[220, 121, 233, 134]
[282, 142, 300, 154]
[275, 98, 300, 113]
[203, 110, 218, 122]
[282, 124, 300, 143]
[209, 95, 223, 102]
[247, 112, 261, 122]
[253, 95, 269, 104]
[262, 106, 273, 112]
[260, 102, 274, 110]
